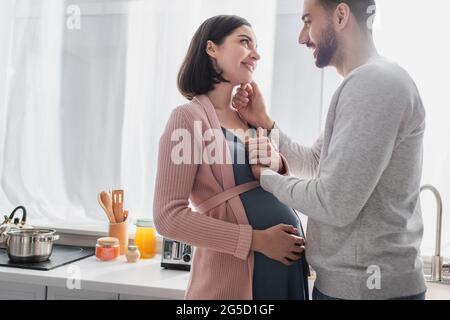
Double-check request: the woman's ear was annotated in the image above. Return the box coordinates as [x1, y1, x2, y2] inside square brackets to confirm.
[206, 40, 217, 58]
[335, 3, 350, 29]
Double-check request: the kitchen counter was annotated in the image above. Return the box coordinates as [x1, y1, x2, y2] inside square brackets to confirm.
[425, 282, 450, 300]
[0, 254, 449, 300]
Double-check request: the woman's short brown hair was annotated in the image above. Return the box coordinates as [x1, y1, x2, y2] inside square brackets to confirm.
[177, 15, 251, 100]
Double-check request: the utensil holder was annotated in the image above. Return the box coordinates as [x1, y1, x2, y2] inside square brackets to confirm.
[108, 219, 128, 255]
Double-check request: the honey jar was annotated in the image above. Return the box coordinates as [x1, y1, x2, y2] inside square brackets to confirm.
[95, 237, 120, 261]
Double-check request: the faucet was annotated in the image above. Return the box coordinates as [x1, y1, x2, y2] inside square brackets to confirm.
[420, 184, 450, 281]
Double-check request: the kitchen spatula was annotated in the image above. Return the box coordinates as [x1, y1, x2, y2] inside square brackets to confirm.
[112, 189, 124, 223]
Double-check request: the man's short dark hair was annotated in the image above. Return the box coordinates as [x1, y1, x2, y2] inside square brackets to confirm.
[316, 0, 376, 30]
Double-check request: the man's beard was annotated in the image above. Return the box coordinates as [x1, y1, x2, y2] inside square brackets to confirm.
[315, 23, 338, 68]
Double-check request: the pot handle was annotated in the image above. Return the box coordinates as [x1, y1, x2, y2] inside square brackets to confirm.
[8, 206, 27, 225]
[40, 234, 60, 242]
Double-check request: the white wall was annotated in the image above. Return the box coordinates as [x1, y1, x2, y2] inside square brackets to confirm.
[373, 0, 450, 257]
[271, 0, 323, 146]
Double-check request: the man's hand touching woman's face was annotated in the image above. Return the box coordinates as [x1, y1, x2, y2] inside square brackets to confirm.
[232, 81, 274, 130]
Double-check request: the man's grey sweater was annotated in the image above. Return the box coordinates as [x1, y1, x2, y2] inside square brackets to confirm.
[261, 57, 427, 300]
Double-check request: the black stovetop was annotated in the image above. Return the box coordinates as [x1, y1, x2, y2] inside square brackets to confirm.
[0, 245, 95, 271]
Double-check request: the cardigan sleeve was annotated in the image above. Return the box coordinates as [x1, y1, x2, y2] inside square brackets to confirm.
[153, 107, 253, 260]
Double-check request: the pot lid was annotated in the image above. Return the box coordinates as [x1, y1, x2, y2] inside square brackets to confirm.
[7, 228, 55, 237]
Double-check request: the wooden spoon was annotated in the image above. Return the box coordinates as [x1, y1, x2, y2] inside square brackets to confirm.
[98, 191, 116, 223]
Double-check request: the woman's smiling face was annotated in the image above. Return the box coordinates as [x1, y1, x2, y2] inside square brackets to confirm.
[206, 25, 260, 86]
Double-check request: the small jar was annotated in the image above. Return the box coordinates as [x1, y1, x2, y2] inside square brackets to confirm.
[95, 237, 120, 261]
[126, 245, 140, 263]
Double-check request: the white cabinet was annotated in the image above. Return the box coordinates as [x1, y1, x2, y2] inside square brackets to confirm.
[46, 286, 118, 300]
[0, 281, 46, 300]
[0, 281, 139, 300]
[119, 294, 163, 300]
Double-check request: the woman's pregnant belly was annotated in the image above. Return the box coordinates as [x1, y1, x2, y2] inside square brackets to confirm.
[221, 127, 303, 237]
[239, 187, 304, 238]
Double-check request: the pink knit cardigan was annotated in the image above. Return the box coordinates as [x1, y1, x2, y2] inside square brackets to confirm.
[153, 95, 261, 300]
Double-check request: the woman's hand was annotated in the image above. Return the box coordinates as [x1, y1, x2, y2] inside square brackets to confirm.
[251, 224, 305, 266]
[250, 164, 264, 181]
[232, 82, 274, 130]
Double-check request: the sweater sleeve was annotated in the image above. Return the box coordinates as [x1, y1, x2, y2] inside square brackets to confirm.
[153, 107, 253, 260]
[270, 125, 323, 179]
[261, 70, 409, 228]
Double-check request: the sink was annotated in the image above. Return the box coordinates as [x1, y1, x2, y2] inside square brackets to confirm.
[423, 258, 450, 286]
[423, 258, 450, 299]
[420, 186, 449, 286]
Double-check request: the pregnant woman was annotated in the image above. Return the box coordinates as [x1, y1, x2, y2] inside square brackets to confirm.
[153, 15, 309, 300]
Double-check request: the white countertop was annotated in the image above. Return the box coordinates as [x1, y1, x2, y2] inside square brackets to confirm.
[0, 254, 449, 300]
[425, 282, 450, 300]
[0, 254, 189, 299]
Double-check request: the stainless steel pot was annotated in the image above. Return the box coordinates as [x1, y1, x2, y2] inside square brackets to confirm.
[6, 228, 60, 263]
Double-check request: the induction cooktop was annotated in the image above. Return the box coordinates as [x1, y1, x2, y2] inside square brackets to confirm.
[0, 245, 95, 271]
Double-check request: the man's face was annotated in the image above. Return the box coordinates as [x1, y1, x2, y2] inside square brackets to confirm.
[299, 0, 338, 68]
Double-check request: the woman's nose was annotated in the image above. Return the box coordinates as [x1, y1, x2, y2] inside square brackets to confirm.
[251, 49, 261, 61]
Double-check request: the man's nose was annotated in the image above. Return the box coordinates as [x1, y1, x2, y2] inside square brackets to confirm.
[298, 28, 309, 45]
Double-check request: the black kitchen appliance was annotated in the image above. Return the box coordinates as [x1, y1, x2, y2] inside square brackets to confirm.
[0, 245, 95, 271]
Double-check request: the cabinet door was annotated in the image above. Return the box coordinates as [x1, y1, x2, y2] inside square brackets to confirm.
[46, 286, 118, 300]
[119, 294, 166, 300]
[0, 281, 46, 300]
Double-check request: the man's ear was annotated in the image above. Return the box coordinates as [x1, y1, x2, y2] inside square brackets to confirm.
[206, 40, 217, 58]
[335, 3, 351, 30]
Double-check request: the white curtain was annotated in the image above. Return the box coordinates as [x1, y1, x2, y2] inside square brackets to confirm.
[0, 0, 77, 224]
[0, 0, 277, 226]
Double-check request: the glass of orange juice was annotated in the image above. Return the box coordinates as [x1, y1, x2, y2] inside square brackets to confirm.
[134, 219, 156, 259]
